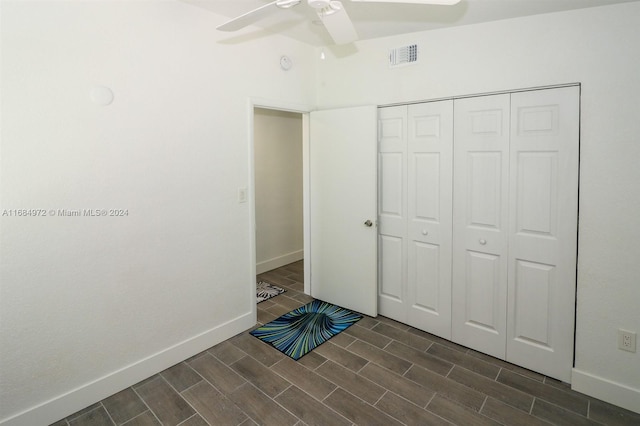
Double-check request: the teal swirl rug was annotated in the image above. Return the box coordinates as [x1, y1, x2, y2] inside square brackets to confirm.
[250, 300, 362, 360]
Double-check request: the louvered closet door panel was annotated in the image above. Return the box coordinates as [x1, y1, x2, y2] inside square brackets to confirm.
[452, 94, 510, 359]
[378, 106, 408, 321]
[406, 101, 453, 338]
[506, 87, 579, 382]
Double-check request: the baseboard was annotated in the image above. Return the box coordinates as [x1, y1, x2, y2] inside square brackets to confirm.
[256, 249, 303, 274]
[572, 368, 640, 414]
[1, 311, 256, 426]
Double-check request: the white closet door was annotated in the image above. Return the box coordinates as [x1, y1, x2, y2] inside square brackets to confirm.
[378, 106, 408, 321]
[406, 101, 453, 338]
[506, 87, 579, 382]
[452, 94, 510, 358]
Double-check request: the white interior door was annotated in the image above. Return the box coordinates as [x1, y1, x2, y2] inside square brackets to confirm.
[309, 106, 378, 317]
[506, 86, 579, 382]
[452, 94, 510, 359]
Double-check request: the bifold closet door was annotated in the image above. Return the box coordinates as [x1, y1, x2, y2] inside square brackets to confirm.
[378, 101, 453, 338]
[452, 94, 511, 359]
[452, 87, 579, 381]
[406, 101, 453, 337]
[378, 106, 408, 321]
[506, 87, 579, 382]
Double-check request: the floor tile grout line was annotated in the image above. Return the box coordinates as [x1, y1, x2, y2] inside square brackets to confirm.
[287, 383, 355, 426]
[478, 395, 489, 415]
[383, 339, 454, 376]
[310, 356, 330, 372]
[240, 342, 342, 403]
[130, 382, 164, 426]
[531, 399, 606, 426]
[230, 381, 287, 425]
[321, 383, 399, 423]
[530, 396, 597, 423]
[424, 392, 437, 410]
[423, 340, 434, 354]
[186, 353, 247, 396]
[498, 368, 593, 417]
[177, 376, 206, 396]
[120, 410, 158, 426]
[177, 364, 249, 426]
[169, 364, 248, 426]
[175, 388, 212, 426]
[529, 396, 536, 415]
[176, 413, 209, 426]
[444, 363, 455, 378]
[384, 387, 439, 414]
[372, 389, 388, 406]
[341, 337, 425, 381]
[64, 403, 102, 423]
[329, 340, 450, 407]
[471, 369, 553, 420]
[99, 402, 117, 426]
[494, 366, 502, 382]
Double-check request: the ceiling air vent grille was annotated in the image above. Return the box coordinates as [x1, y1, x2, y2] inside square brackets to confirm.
[389, 44, 418, 67]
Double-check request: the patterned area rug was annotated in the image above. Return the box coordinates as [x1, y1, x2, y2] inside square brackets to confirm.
[250, 299, 362, 360]
[257, 281, 286, 303]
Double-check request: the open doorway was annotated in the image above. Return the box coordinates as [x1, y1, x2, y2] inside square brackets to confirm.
[249, 103, 377, 315]
[253, 107, 304, 291]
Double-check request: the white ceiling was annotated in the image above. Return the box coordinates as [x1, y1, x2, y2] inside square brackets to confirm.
[182, 0, 638, 46]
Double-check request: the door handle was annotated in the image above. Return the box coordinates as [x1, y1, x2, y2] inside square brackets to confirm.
[364, 220, 373, 227]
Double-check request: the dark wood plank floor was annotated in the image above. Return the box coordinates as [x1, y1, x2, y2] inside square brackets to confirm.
[53, 261, 640, 425]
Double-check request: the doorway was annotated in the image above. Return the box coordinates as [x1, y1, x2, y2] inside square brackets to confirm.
[249, 101, 378, 311]
[253, 107, 304, 275]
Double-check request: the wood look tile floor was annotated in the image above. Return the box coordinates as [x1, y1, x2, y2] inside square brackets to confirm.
[52, 261, 640, 426]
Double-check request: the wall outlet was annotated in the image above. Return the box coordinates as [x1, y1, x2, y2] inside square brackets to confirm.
[618, 329, 637, 353]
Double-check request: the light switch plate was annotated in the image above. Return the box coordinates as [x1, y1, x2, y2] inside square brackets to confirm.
[238, 187, 248, 203]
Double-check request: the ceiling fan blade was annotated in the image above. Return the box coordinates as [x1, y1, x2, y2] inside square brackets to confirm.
[318, 1, 359, 45]
[217, 0, 283, 32]
[350, 0, 461, 5]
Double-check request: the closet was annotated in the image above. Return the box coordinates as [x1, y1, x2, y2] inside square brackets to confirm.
[378, 86, 579, 382]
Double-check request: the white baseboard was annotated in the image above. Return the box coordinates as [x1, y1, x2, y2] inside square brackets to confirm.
[256, 249, 303, 275]
[1, 311, 256, 426]
[572, 368, 640, 414]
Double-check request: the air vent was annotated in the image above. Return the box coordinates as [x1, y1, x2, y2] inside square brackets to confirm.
[389, 44, 418, 67]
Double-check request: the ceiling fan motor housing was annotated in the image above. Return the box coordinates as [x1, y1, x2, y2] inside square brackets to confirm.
[308, 0, 332, 9]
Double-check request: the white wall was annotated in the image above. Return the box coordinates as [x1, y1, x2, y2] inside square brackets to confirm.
[254, 108, 304, 273]
[2, 0, 639, 422]
[0, 1, 315, 424]
[316, 2, 640, 412]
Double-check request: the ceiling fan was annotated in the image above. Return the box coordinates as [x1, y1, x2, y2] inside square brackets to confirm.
[217, 0, 461, 45]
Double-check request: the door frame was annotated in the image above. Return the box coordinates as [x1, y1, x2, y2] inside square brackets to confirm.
[248, 98, 312, 297]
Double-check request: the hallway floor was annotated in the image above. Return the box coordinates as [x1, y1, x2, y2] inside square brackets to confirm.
[53, 261, 639, 425]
